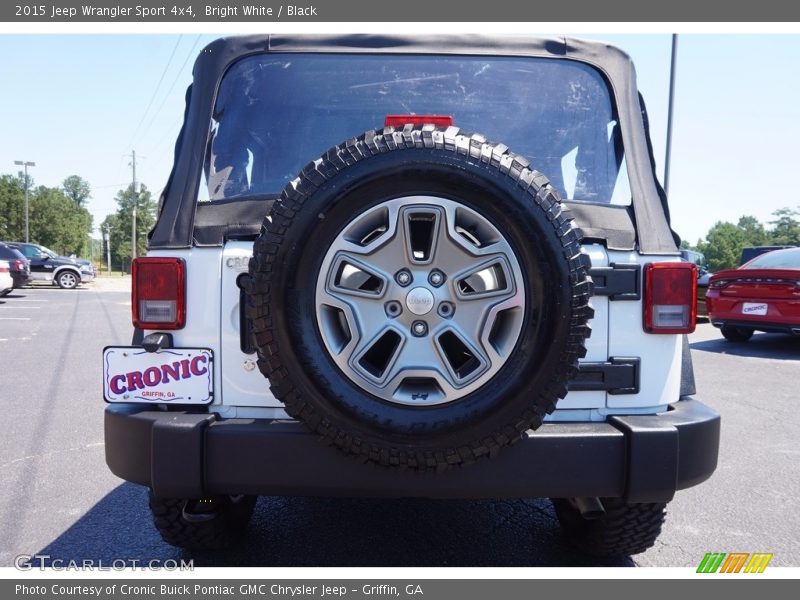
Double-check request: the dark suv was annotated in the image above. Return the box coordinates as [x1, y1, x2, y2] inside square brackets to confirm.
[103, 35, 720, 557]
[0, 242, 30, 293]
[4, 242, 91, 289]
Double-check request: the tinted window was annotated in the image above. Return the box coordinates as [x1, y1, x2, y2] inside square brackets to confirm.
[202, 53, 629, 205]
[743, 248, 800, 269]
[0, 244, 25, 261]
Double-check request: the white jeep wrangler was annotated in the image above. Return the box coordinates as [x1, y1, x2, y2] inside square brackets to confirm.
[103, 35, 720, 557]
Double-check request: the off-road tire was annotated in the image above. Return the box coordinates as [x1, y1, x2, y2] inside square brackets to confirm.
[721, 325, 754, 342]
[552, 497, 667, 557]
[148, 493, 257, 550]
[246, 125, 593, 471]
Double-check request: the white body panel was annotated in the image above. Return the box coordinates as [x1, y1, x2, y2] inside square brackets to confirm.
[219, 242, 283, 408]
[604, 251, 682, 412]
[144, 243, 684, 421]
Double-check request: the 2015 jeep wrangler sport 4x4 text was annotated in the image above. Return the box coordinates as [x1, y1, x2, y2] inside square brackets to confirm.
[103, 35, 720, 557]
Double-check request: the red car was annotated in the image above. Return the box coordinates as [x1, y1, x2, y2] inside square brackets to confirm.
[707, 247, 800, 341]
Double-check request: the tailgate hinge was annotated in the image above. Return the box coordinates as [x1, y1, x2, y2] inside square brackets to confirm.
[569, 357, 640, 395]
[589, 263, 641, 300]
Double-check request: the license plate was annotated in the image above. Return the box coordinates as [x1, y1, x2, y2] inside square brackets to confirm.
[741, 302, 768, 316]
[103, 346, 213, 404]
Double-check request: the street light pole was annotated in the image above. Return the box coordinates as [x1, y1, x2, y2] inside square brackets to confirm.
[13, 160, 35, 242]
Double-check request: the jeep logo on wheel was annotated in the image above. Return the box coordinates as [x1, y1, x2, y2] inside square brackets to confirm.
[406, 287, 435, 315]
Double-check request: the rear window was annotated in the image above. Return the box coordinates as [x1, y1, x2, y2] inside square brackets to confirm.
[201, 53, 630, 205]
[743, 248, 800, 269]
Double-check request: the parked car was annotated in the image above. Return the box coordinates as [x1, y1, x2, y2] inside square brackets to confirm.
[680, 249, 710, 317]
[0, 260, 13, 296]
[3, 241, 90, 289]
[0, 242, 31, 292]
[74, 258, 95, 280]
[707, 247, 800, 341]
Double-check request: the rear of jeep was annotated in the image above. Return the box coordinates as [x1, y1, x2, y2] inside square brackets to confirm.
[103, 35, 720, 556]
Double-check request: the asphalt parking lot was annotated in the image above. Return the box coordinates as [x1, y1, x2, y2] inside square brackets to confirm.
[0, 280, 798, 568]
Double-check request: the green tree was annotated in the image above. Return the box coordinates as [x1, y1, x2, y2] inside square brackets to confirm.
[736, 215, 767, 247]
[0, 173, 92, 253]
[0, 174, 25, 240]
[62, 175, 92, 208]
[106, 183, 157, 266]
[696, 214, 773, 271]
[28, 185, 93, 255]
[768, 207, 800, 245]
[697, 221, 744, 271]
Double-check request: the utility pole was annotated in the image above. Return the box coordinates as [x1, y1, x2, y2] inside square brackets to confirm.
[129, 150, 138, 262]
[13, 160, 35, 242]
[104, 227, 112, 274]
[664, 34, 678, 197]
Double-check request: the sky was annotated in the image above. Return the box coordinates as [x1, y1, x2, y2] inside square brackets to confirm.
[1, 31, 799, 246]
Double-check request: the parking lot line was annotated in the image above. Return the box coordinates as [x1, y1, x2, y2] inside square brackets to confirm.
[7, 298, 48, 302]
[0, 317, 31, 321]
[2, 306, 41, 309]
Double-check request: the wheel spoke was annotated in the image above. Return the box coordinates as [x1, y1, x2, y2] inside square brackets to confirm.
[352, 327, 405, 383]
[326, 253, 389, 299]
[402, 205, 442, 264]
[452, 257, 515, 301]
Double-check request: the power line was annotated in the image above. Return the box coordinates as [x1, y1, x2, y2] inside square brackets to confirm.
[125, 34, 184, 152]
[137, 35, 202, 145]
[93, 182, 129, 190]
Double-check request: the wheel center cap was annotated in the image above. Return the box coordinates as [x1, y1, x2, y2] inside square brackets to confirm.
[406, 287, 435, 315]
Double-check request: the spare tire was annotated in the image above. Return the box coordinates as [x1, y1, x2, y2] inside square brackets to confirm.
[246, 125, 593, 470]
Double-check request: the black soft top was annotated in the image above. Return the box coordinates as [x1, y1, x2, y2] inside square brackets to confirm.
[151, 35, 678, 254]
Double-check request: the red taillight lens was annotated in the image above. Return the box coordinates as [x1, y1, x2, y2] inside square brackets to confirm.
[643, 262, 697, 334]
[0, 263, 8, 273]
[132, 257, 186, 330]
[384, 115, 453, 128]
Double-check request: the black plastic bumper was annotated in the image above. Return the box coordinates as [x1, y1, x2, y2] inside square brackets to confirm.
[105, 397, 719, 503]
[711, 319, 800, 335]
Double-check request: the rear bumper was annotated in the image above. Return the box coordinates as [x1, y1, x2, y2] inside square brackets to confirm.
[11, 272, 30, 287]
[105, 398, 719, 504]
[711, 319, 800, 335]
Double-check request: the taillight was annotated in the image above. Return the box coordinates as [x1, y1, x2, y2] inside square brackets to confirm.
[643, 262, 697, 334]
[384, 115, 453, 128]
[0, 264, 8, 273]
[132, 257, 186, 330]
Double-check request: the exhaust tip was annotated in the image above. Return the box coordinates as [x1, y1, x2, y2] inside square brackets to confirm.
[573, 497, 606, 521]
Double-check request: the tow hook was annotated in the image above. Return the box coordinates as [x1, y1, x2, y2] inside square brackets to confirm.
[142, 332, 173, 353]
[181, 498, 221, 523]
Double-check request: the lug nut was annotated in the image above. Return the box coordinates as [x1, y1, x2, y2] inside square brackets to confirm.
[384, 300, 403, 318]
[428, 269, 446, 287]
[437, 301, 455, 319]
[395, 269, 412, 287]
[411, 320, 428, 337]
